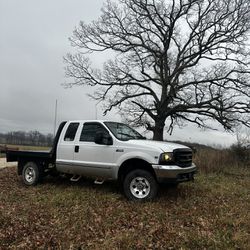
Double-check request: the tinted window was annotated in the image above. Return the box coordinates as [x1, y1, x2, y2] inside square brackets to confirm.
[80, 123, 108, 142]
[64, 123, 79, 141]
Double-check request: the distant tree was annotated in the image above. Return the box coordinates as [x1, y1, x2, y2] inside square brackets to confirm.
[231, 128, 250, 165]
[65, 0, 250, 140]
[0, 131, 53, 146]
[46, 133, 54, 146]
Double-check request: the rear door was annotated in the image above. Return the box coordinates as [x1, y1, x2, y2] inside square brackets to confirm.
[73, 122, 115, 178]
[56, 122, 80, 173]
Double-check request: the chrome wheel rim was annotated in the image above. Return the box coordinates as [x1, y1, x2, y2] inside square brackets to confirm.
[24, 167, 35, 183]
[130, 177, 150, 199]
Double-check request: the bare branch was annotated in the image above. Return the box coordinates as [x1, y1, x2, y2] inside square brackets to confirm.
[65, 0, 250, 140]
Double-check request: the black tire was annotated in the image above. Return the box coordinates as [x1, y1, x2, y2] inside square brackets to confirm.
[22, 162, 41, 186]
[123, 169, 158, 201]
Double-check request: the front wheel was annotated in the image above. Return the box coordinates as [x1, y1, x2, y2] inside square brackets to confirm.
[123, 169, 158, 201]
[22, 162, 41, 186]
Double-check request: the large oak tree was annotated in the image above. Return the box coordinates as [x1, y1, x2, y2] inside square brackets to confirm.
[65, 0, 250, 140]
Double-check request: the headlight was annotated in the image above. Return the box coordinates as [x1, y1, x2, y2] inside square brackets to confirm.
[159, 152, 174, 165]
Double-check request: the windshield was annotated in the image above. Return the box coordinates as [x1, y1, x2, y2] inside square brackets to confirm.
[104, 122, 145, 141]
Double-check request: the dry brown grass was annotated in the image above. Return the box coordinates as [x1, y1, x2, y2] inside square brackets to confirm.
[194, 148, 249, 173]
[0, 150, 249, 249]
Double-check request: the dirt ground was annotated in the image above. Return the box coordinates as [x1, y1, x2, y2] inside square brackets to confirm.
[0, 158, 17, 169]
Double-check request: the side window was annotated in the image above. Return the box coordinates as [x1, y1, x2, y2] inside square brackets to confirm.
[64, 123, 79, 141]
[80, 123, 108, 142]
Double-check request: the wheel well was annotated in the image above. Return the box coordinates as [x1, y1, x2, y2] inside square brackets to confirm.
[118, 158, 155, 182]
[17, 160, 27, 175]
[17, 159, 48, 175]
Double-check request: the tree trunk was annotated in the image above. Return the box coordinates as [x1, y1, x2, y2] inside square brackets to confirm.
[152, 120, 165, 141]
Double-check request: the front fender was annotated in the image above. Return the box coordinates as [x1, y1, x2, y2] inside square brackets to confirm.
[113, 151, 158, 179]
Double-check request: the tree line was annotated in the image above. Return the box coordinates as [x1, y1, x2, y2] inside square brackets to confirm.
[0, 131, 54, 147]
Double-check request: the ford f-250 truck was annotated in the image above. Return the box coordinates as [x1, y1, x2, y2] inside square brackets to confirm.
[6, 120, 197, 201]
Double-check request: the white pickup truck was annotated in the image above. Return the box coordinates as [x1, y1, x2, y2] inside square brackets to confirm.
[6, 120, 197, 201]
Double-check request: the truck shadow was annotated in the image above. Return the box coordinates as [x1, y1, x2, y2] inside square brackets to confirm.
[41, 175, 195, 202]
[42, 175, 122, 195]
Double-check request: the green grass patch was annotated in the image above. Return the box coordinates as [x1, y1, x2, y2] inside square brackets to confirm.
[0, 166, 249, 249]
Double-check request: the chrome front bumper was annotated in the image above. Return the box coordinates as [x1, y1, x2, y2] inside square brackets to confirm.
[152, 163, 197, 182]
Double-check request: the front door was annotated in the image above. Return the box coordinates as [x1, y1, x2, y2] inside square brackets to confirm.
[73, 122, 115, 178]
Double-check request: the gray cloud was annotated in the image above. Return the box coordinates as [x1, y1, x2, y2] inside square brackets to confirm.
[0, 0, 238, 146]
[0, 0, 105, 133]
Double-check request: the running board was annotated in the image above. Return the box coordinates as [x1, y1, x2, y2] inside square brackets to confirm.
[70, 175, 81, 182]
[94, 179, 104, 185]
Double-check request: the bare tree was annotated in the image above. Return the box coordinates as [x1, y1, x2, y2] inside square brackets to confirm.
[65, 0, 250, 140]
[231, 126, 250, 164]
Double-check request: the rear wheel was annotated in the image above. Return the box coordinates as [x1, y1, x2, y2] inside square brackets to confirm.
[22, 162, 41, 186]
[123, 169, 158, 201]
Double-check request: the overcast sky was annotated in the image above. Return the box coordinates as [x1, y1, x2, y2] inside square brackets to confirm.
[0, 0, 238, 147]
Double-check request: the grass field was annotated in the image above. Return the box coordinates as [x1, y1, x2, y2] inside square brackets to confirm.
[0, 151, 249, 249]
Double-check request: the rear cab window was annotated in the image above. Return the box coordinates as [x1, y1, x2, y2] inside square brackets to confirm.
[64, 122, 79, 141]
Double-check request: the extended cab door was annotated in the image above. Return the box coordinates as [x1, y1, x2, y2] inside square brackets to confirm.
[73, 122, 115, 178]
[56, 122, 80, 173]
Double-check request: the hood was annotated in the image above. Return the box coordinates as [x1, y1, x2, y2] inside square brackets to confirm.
[127, 139, 189, 152]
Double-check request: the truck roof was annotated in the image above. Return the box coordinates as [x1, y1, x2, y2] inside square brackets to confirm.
[64, 120, 119, 123]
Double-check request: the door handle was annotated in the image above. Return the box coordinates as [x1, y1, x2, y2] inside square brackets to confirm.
[75, 145, 79, 153]
[116, 149, 124, 152]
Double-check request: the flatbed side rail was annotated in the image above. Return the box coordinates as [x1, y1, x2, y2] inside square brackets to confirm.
[6, 150, 53, 162]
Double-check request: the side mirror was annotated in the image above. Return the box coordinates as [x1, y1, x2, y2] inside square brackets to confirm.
[94, 132, 113, 145]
